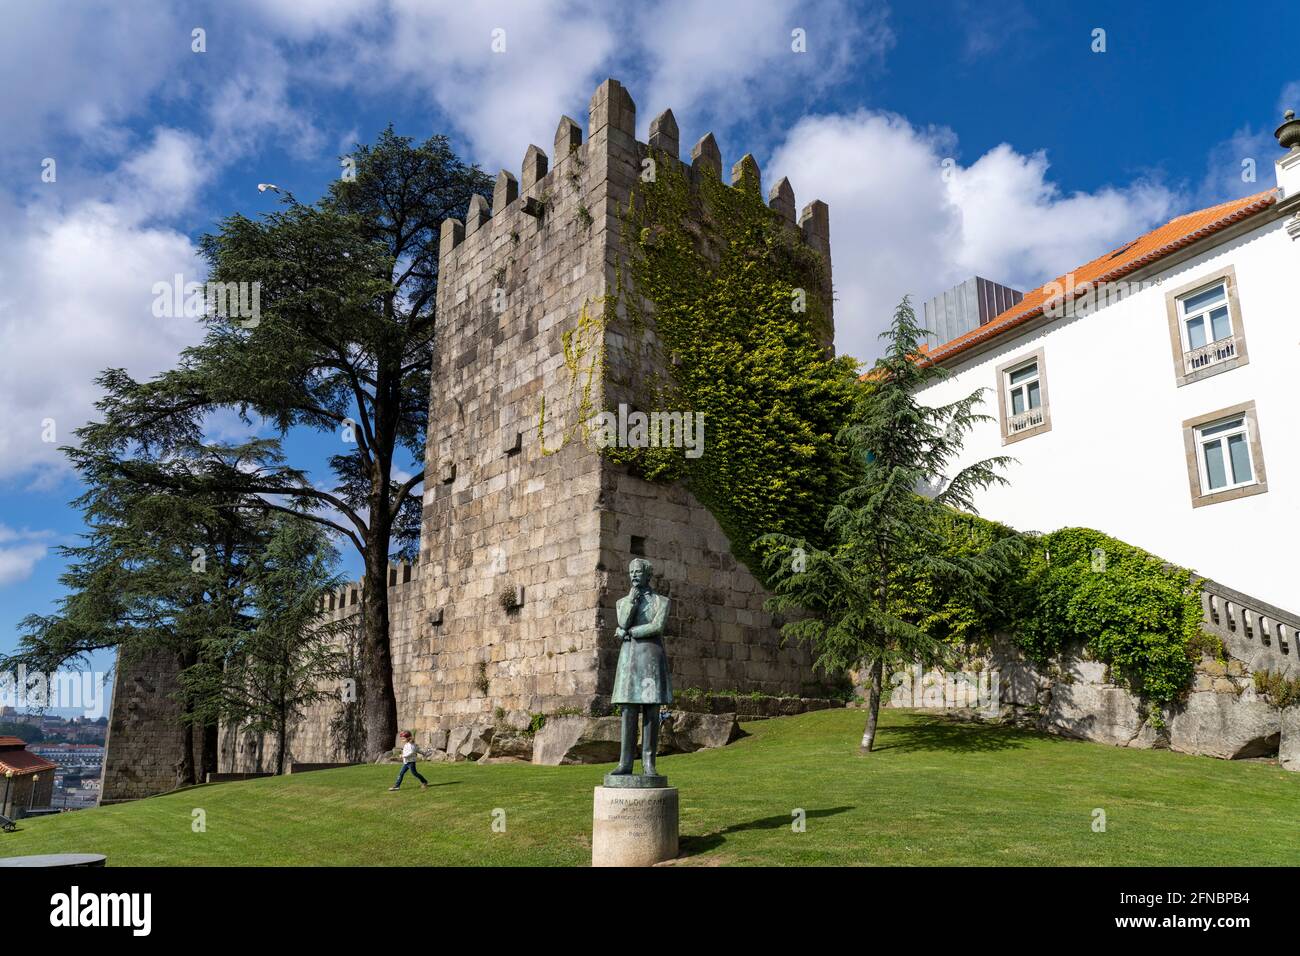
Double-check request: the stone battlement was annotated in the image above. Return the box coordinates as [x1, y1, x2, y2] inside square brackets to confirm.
[318, 559, 419, 616]
[437, 78, 830, 265]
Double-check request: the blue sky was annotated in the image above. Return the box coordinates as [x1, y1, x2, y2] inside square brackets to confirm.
[1, 0, 1296, 694]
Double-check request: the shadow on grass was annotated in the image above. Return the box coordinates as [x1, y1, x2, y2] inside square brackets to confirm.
[873, 714, 1033, 755]
[679, 806, 853, 857]
[389, 781, 462, 791]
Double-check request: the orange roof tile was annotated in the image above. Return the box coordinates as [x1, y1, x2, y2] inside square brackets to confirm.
[0, 749, 57, 776]
[922, 189, 1278, 365]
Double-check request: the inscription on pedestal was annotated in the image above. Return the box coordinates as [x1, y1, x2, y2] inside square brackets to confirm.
[591, 785, 679, 866]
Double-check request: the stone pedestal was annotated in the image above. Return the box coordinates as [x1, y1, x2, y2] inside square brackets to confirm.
[591, 785, 679, 866]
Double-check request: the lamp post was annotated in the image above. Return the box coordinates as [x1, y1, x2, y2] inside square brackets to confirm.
[2, 770, 11, 817]
[28, 774, 39, 813]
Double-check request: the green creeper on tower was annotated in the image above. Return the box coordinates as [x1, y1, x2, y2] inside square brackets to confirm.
[609, 558, 673, 782]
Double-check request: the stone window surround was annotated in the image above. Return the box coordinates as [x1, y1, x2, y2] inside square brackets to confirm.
[1164, 263, 1249, 387]
[1181, 400, 1268, 509]
[994, 346, 1051, 445]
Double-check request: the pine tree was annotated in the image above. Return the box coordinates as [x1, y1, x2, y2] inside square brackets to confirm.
[180, 519, 348, 775]
[5, 440, 333, 785]
[73, 130, 491, 758]
[761, 297, 1024, 753]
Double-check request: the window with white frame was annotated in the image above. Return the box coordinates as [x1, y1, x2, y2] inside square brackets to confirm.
[995, 348, 1051, 444]
[1182, 401, 1267, 507]
[1177, 282, 1235, 368]
[1194, 415, 1255, 494]
[1007, 361, 1040, 412]
[1165, 267, 1248, 385]
[1005, 361, 1042, 426]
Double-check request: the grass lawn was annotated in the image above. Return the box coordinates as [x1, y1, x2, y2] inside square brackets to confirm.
[5, 708, 1299, 866]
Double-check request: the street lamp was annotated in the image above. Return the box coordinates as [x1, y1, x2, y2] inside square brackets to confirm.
[28, 774, 39, 813]
[2, 770, 11, 817]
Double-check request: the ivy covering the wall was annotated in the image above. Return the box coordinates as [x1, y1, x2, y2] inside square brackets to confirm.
[572, 157, 1205, 703]
[609, 157, 862, 575]
[1010, 527, 1204, 704]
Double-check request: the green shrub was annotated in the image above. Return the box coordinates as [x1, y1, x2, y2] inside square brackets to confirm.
[1186, 630, 1227, 663]
[1253, 669, 1300, 709]
[1012, 528, 1203, 704]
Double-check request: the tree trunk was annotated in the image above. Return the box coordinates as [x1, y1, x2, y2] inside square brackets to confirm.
[176, 650, 197, 786]
[177, 718, 196, 787]
[360, 547, 398, 760]
[859, 657, 884, 755]
[275, 710, 286, 776]
[198, 721, 219, 783]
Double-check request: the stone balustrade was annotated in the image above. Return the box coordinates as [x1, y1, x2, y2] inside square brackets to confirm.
[1197, 576, 1299, 679]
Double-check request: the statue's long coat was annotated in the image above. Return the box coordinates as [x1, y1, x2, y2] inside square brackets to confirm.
[610, 589, 673, 705]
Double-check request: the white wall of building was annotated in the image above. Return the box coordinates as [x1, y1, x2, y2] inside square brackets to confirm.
[916, 212, 1298, 610]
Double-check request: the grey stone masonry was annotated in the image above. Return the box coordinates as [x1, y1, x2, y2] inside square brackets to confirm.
[418, 77, 834, 732]
[100, 648, 202, 803]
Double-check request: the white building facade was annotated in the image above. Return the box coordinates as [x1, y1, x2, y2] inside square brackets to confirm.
[916, 125, 1300, 612]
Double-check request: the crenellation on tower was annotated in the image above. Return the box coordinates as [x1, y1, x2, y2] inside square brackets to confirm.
[799, 199, 830, 255]
[521, 144, 548, 191]
[492, 169, 519, 215]
[587, 77, 637, 146]
[689, 132, 722, 179]
[647, 108, 679, 158]
[768, 176, 796, 224]
[464, 193, 490, 235]
[438, 217, 464, 259]
[730, 152, 760, 193]
[554, 115, 583, 157]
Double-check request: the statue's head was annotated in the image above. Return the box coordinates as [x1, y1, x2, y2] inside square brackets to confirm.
[628, 558, 653, 590]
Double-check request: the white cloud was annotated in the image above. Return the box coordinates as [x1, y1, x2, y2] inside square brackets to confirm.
[0, 1, 187, 151]
[0, 526, 55, 586]
[768, 110, 1178, 362]
[0, 544, 48, 586]
[631, 0, 889, 144]
[373, 0, 620, 169]
[277, 0, 892, 170]
[0, 182, 206, 482]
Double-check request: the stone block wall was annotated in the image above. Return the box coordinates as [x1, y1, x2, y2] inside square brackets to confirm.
[414, 77, 830, 733]
[885, 575, 1300, 766]
[100, 648, 202, 803]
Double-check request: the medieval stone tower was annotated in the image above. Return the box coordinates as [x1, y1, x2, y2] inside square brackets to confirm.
[407, 78, 833, 731]
[101, 78, 835, 791]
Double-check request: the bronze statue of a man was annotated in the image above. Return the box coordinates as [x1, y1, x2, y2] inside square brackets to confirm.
[610, 558, 672, 778]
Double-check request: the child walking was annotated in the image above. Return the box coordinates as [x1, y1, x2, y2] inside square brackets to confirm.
[388, 730, 429, 791]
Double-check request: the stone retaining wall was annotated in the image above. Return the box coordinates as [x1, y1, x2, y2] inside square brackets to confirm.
[887, 578, 1300, 765]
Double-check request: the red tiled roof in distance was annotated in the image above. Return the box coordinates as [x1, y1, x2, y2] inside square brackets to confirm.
[0, 737, 28, 748]
[0, 749, 58, 776]
[920, 189, 1278, 366]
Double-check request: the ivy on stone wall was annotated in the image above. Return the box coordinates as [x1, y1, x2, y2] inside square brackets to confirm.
[609, 156, 862, 577]
[1011, 528, 1204, 704]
